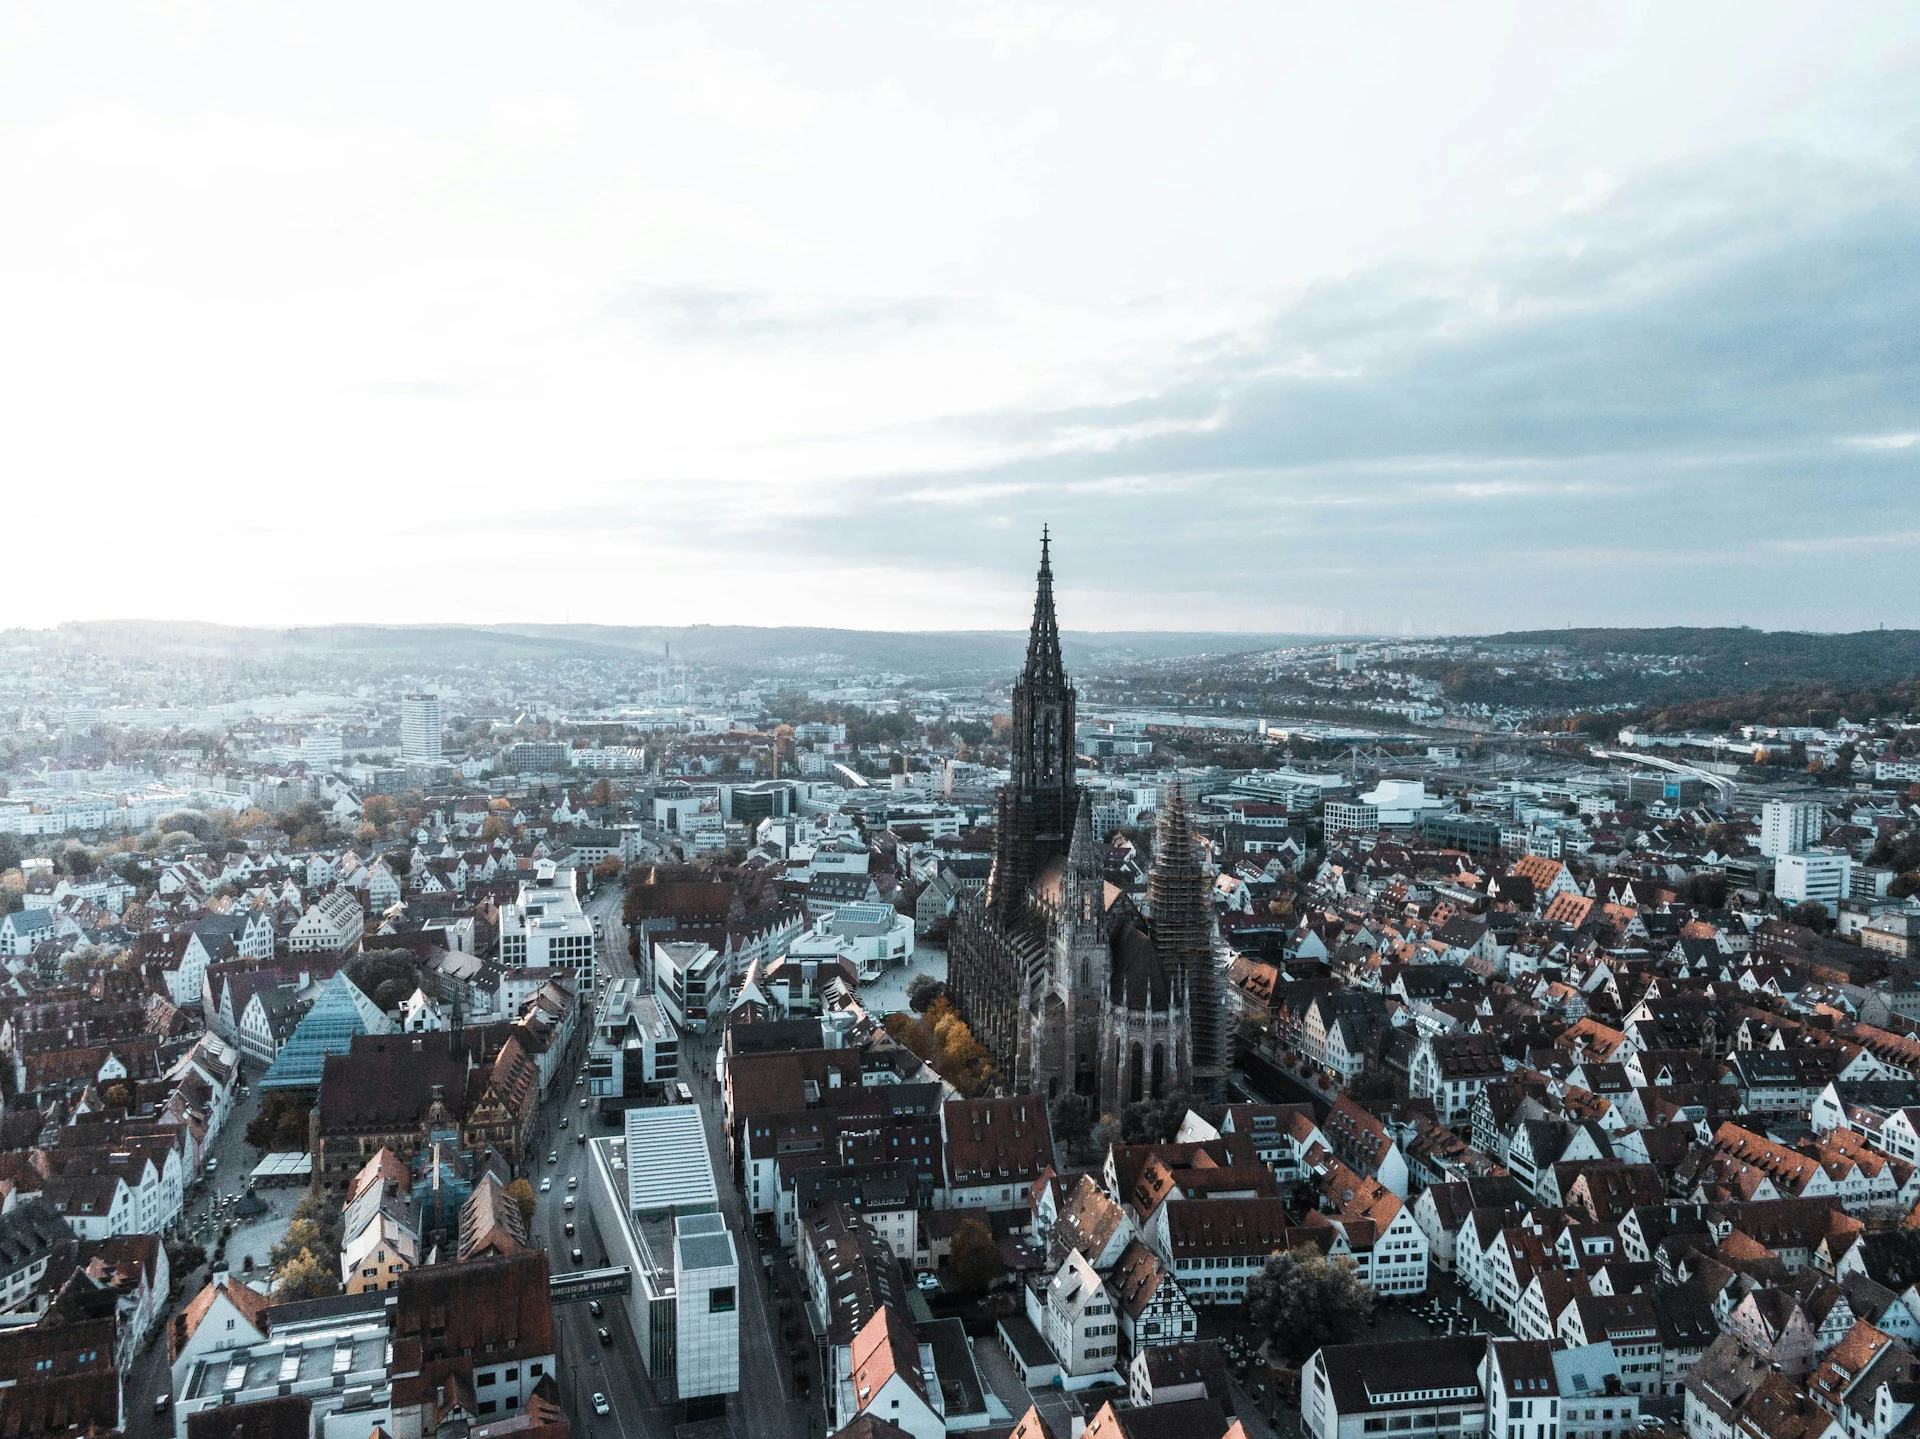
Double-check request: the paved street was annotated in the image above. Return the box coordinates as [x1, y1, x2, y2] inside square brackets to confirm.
[683, 1024, 814, 1439]
[128, 1068, 274, 1428]
[544, 877, 804, 1439]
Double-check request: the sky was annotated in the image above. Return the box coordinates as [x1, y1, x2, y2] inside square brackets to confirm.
[2, 2, 1918, 637]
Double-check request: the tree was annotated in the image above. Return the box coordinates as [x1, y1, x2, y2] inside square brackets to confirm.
[481, 815, 509, 843]
[587, 779, 617, 806]
[506, 1178, 538, 1224]
[269, 1218, 325, 1272]
[1120, 1088, 1194, 1144]
[1681, 872, 1728, 908]
[947, 1218, 1005, 1294]
[883, 999, 995, 1096]
[272, 1248, 338, 1301]
[1050, 1093, 1095, 1152]
[0, 834, 21, 875]
[247, 1093, 318, 1152]
[906, 973, 948, 1013]
[1789, 901, 1835, 934]
[349, 948, 423, 1012]
[1246, 1247, 1376, 1365]
[157, 809, 218, 841]
[362, 795, 397, 832]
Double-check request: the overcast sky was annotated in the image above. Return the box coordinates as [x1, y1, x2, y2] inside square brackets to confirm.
[4, 2, 1918, 636]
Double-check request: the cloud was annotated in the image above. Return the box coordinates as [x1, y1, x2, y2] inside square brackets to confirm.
[605, 283, 952, 345]
[763, 149, 1920, 630]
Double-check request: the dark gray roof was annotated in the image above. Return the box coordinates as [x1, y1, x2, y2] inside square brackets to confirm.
[0, 1197, 75, 1274]
[1314, 1336, 1486, 1414]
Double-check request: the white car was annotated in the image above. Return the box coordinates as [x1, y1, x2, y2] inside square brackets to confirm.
[564, 1196, 575, 1211]
[592, 1393, 611, 1417]
[540, 1178, 552, 1193]
[567, 1176, 578, 1190]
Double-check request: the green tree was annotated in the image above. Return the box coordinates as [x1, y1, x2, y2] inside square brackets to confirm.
[906, 973, 947, 1013]
[1789, 901, 1835, 934]
[947, 1218, 1005, 1294]
[1246, 1247, 1376, 1365]
[0, 834, 22, 875]
[1120, 1088, 1194, 1144]
[1050, 1093, 1095, 1153]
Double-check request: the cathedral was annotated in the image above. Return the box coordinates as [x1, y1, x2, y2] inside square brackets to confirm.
[947, 533, 1224, 1116]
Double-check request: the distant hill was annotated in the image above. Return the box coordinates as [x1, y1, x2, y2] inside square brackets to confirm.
[1484, 626, 1920, 693]
[39, 620, 1327, 679]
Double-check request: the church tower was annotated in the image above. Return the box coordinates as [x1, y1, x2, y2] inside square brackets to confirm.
[1055, 789, 1111, 1098]
[989, 529, 1078, 922]
[1147, 783, 1224, 1096]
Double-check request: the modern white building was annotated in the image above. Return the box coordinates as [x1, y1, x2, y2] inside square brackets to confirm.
[1759, 800, 1823, 859]
[1775, 849, 1853, 916]
[654, 941, 727, 1034]
[785, 903, 916, 982]
[587, 979, 679, 1102]
[585, 1105, 740, 1420]
[400, 693, 444, 765]
[172, 1296, 393, 1439]
[498, 863, 597, 988]
[1356, 779, 1445, 829]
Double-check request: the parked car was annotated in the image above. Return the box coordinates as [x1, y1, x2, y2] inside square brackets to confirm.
[567, 1176, 578, 1190]
[565, 1221, 575, 1236]
[564, 1197, 575, 1211]
[592, 1394, 610, 1417]
[915, 1272, 940, 1292]
[598, 1327, 612, 1346]
[153, 1393, 171, 1415]
[560, 1117, 568, 1130]
[548, 1151, 558, 1164]
[572, 1247, 584, 1264]
[540, 1178, 552, 1192]
[589, 1300, 603, 1317]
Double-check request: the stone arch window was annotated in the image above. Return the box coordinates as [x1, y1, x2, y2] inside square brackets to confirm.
[1129, 1042, 1145, 1104]
[1151, 1042, 1166, 1099]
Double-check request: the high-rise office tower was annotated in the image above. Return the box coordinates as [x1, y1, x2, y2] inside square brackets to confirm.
[401, 693, 444, 764]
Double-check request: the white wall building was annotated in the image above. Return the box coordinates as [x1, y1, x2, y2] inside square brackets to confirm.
[1759, 800, 1823, 859]
[588, 979, 680, 1101]
[654, 941, 727, 1034]
[1775, 850, 1853, 916]
[498, 863, 597, 988]
[585, 1106, 740, 1419]
[400, 693, 444, 765]
[289, 889, 366, 956]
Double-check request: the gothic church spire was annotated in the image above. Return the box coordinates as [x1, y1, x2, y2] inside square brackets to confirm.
[1024, 525, 1065, 688]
